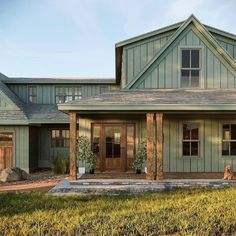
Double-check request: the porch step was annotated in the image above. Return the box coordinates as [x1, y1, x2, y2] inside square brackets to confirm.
[47, 178, 236, 195]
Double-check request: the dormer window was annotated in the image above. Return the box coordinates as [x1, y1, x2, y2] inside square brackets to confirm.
[181, 49, 200, 88]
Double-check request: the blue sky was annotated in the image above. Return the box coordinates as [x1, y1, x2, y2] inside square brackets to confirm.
[0, 0, 235, 78]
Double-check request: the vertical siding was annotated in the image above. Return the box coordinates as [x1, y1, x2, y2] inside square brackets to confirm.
[132, 26, 236, 89]
[38, 126, 69, 168]
[7, 84, 120, 105]
[0, 125, 29, 172]
[123, 31, 174, 87]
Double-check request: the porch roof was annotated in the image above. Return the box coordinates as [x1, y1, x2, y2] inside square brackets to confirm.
[58, 89, 236, 113]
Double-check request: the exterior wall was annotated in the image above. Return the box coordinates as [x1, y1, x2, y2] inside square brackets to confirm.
[137, 116, 236, 173]
[132, 25, 236, 89]
[7, 84, 120, 104]
[29, 126, 39, 171]
[38, 125, 70, 168]
[212, 33, 236, 60]
[122, 30, 175, 88]
[0, 125, 29, 173]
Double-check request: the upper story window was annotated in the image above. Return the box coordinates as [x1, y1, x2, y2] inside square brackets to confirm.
[183, 123, 199, 157]
[28, 86, 37, 103]
[55, 87, 82, 104]
[181, 49, 200, 88]
[222, 124, 236, 156]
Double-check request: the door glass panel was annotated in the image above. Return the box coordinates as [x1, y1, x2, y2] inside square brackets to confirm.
[105, 127, 113, 158]
[127, 126, 135, 159]
[92, 126, 100, 156]
[0, 133, 13, 142]
[113, 127, 121, 158]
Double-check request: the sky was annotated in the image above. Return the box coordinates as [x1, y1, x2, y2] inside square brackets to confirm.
[0, 0, 235, 78]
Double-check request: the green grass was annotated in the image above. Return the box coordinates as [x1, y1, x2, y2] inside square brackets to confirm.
[1, 188, 236, 235]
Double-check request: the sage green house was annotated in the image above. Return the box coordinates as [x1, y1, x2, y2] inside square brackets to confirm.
[1, 15, 236, 179]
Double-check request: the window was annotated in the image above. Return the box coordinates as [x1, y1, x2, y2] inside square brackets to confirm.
[51, 129, 70, 147]
[181, 49, 200, 88]
[28, 86, 37, 103]
[183, 123, 199, 156]
[222, 124, 236, 155]
[55, 87, 82, 103]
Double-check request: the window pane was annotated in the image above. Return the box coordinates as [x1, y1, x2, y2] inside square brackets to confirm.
[231, 125, 236, 140]
[105, 127, 113, 158]
[231, 142, 236, 155]
[182, 50, 190, 68]
[222, 141, 230, 155]
[191, 124, 199, 140]
[183, 142, 190, 155]
[191, 50, 199, 68]
[183, 124, 191, 140]
[223, 125, 230, 140]
[191, 70, 199, 87]
[93, 126, 100, 155]
[191, 142, 198, 156]
[181, 70, 190, 87]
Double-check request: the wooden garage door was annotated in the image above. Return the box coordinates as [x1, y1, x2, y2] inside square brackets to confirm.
[0, 133, 13, 171]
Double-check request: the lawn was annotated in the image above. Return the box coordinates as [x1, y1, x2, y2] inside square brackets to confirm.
[0, 188, 236, 235]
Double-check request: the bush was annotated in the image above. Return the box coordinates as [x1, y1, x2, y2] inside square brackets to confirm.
[51, 157, 69, 175]
[133, 140, 146, 172]
[77, 136, 96, 171]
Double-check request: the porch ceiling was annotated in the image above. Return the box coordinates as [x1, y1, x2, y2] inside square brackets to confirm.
[58, 89, 236, 113]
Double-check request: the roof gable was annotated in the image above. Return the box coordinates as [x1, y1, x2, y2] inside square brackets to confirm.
[125, 15, 236, 89]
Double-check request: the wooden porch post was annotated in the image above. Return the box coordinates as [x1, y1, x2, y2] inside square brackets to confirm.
[69, 112, 77, 180]
[156, 113, 163, 180]
[146, 113, 154, 180]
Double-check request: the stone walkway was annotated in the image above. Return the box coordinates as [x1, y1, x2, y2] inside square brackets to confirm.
[48, 177, 236, 195]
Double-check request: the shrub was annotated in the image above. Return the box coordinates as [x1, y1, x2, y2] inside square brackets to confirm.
[77, 136, 96, 171]
[133, 140, 146, 172]
[51, 157, 69, 175]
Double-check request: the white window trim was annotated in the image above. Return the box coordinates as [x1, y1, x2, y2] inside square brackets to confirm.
[178, 46, 204, 89]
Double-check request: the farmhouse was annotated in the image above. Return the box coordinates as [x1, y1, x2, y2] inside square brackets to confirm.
[1, 15, 236, 180]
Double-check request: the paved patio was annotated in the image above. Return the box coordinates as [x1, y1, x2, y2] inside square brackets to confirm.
[47, 176, 236, 195]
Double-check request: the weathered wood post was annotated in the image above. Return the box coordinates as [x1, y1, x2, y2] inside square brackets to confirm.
[69, 111, 77, 180]
[146, 113, 154, 180]
[156, 113, 163, 180]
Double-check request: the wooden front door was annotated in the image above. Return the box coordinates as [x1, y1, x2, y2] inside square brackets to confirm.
[92, 123, 135, 172]
[0, 133, 13, 171]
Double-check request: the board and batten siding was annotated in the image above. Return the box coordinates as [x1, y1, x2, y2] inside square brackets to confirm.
[122, 31, 175, 88]
[138, 117, 236, 173]
[212, 33, 236, 60]
[7, 84, 120, 104]
[0, 126, 29, 172]
[38, 126, 69, 168]
[123, 24, 236, 89]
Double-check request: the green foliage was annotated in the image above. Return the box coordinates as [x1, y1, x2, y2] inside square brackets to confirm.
[133, 141, 146, 171]
[77, 136, 96, 170]
[1, 188, 236, 235]
[51, 157, 69, 175]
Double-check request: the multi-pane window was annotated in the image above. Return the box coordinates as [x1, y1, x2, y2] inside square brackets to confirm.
[51, 129, 70, 147]
[181, 49, 200, 88]
[183, 123, 199, 156]
[222, 124, 236, 155]
[55, 87, 82, 103]
[28, 86, 37, 103]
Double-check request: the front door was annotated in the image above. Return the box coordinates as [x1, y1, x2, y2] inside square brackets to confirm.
[92, 123, 135, 172]
[0, 133, 13, 171]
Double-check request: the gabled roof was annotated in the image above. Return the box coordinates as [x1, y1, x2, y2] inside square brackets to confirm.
[58, 89, 236, 113]
[115, 15, 236, 85]
[124, 14, 236, 89]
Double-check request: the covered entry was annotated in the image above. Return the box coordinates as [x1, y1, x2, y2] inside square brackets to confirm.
[92, 123, 135, 172]
[0, 132, 13, 171]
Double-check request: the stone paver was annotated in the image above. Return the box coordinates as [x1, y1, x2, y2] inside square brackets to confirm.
[47, 177, 236, 196]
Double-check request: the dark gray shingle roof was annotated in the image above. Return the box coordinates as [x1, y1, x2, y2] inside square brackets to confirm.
[65, 89, 236, 105]
[26, 104, 69, 123]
